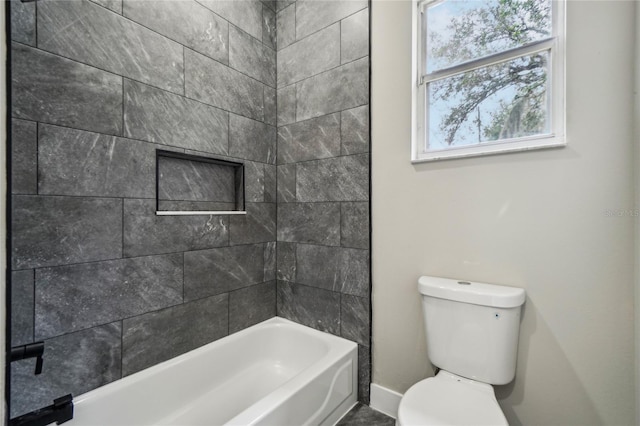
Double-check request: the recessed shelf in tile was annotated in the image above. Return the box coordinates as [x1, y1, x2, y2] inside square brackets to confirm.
[156, 150, 245, 215]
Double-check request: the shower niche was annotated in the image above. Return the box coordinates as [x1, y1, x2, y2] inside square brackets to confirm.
[156, 150, 246, 215]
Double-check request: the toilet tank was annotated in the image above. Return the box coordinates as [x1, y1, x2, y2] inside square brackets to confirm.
[418, 276, 526, 385]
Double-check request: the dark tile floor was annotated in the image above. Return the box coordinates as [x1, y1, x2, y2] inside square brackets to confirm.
[337, 403, 396, 426]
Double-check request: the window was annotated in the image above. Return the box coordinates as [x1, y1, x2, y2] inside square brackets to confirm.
[412, 0, 565, 162]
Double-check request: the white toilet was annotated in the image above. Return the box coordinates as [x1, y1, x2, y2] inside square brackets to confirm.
[396, 276, 526, 426]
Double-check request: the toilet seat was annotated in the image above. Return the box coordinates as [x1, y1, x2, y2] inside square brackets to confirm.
[396, 371, 508, 426]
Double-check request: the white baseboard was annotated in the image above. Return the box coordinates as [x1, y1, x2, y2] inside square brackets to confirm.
[369, 383, 403, 419]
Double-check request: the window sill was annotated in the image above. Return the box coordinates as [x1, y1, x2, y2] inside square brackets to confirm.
[411, 135, 566, 163]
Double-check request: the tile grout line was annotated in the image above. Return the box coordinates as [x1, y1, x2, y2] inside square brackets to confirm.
[12, 240, 280, 274]
[117, 0, 278, 71]
[121, 198, 125, 260]
[183, 46, 186, 97]
[121, 76, 125, 137]
[31, 269, 36, 344]
[14, 39, 279, 128]
[182, 252, 186, 303]
[34, 0, 38, 47]
[288, 3, 367, 51]
[33, 289, 240, 350]
[11, 117, 278, 167]
[35, 122, 39, 196]
[276, 53, 368, 92]
[13, 39, 277, 113]
[120, 320, 124, 379]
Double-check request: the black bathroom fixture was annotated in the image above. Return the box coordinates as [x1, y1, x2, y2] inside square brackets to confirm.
[10, 342, 45, 375]
[8, 342, 74, 425]
[8, 394, 74, 426]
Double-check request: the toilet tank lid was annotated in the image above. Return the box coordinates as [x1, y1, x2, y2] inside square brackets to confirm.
[418, 276, 525, 308]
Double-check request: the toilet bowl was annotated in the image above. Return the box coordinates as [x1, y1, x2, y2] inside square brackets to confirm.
[396, 370, 507, 426]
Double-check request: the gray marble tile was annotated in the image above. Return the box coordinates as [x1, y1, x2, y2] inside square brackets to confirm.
[124, 0, 228, 64]
[276, 241, 296, 282]
[340, 248, 369, 297]
[278, 23, 340, 87]
[11, 270, 34, 347]
[122, 294, 228, 376]
[35, 254, 183, 340]
[276, 3, 295, 50]
[38, 0, 184, 94]
[185, 48, 264, 121]
[342, 105, 369, 155]
[12, 196, 122, 270]
[158, 156, 236, 204]
[229, 114, 276, 164]
[277, 280, 340, 334]
[296, 57, 369, 122]
[296, 154, 369, 202]
[296, 244, 368, 295]
[229, 281, 276, 333]
[277, 85, 297, 126]
[295, 244, 341, 291]
[357, 347, 371, 404]
[230, 25, 276, 87]
[184, 244, 265, 301]
[296, 0, 367, 41]
[52, 1, 171, 80]
[341, 8, 369, 64]
[263, 5, 277, 50]
[10, 323, 121, 419]
[245, 161, 266, 202]
[277, 164, 297, 203]
[264, 164, 277, 202]
[276, 0, 295, 12]
[230, 202, 276, 245]
[264, 85, 277, 126]
[197, 0, 263, 41]
[10, 0, 36, 45]
[244, 161, 271, 203]
[341, 294, 369, 346]
[11, 119, 37, 195]
[12, 43, 123, 136]
[124, 80, 228, 155]
[91, 0, 122, 13]
[123, 199, 230, 257]
[38, 124, 156, 198]
[277, 202, 340, 245]
[264, 241, 276, 281]
[341, 201, 369, 249]
[277, 113, 340, 164]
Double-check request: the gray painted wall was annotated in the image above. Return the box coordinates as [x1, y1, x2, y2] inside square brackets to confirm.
[273, 0, 371, 403]
[9, 0, 277, 417]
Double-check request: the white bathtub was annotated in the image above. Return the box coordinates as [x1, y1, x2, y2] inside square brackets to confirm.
[69, 317, 358, 426]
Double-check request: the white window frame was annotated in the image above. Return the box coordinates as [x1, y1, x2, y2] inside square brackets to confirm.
[411, 0, 566, 163]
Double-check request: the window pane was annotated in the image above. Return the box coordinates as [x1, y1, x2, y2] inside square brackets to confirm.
[427, 51, 549, 150]
[425, 0, 552, 73]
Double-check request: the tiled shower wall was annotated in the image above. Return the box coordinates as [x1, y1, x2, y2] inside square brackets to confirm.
[9, 0, 278, 417]
[273, 0, 371, 403]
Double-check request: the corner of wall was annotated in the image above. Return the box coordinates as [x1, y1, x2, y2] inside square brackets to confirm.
[1, 1, 7, 422]
[634, 1, 640, 423]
